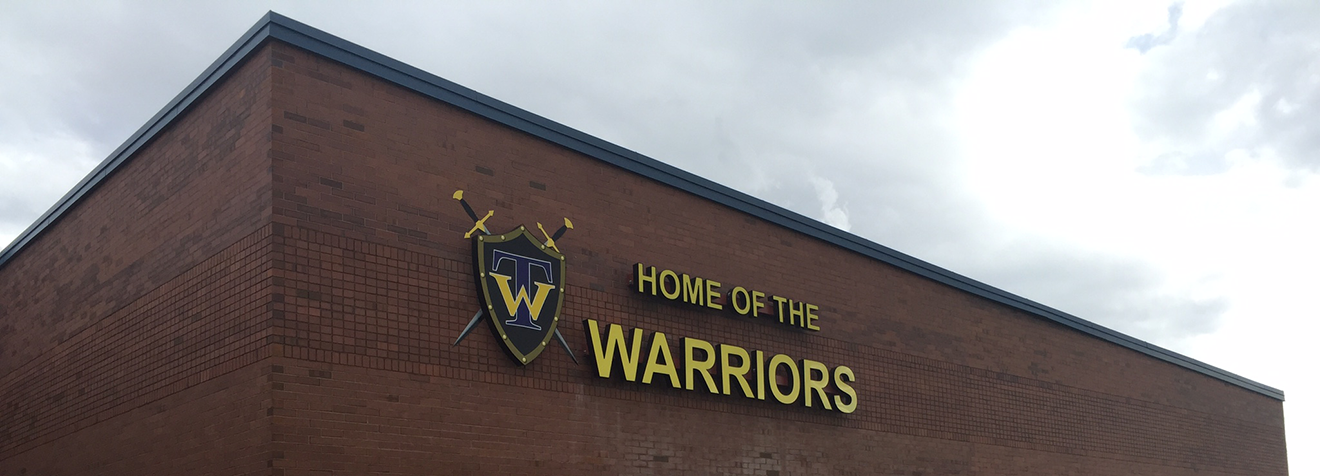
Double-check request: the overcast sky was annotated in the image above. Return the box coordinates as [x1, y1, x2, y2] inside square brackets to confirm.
[1, 0, 1314, 471]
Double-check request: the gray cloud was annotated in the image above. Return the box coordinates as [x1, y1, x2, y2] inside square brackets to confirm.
[0, 3, 254, 150]
[1136, 150, 1229, 176]
[1125, 2, 1183, 54]
[0, 1, 262, 247]
[1131, 1, 1320, 174]
[957, 237, 1227, 343]
[0, 1, 1230, 343]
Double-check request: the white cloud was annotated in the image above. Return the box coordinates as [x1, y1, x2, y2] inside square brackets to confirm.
[0, 132, 100, 245]
[809, 177, 851, 231]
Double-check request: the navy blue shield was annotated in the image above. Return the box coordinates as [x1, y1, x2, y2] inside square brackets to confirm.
[474, 225, 565, 365]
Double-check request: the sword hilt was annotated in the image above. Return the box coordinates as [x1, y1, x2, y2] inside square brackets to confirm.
[537, 222, 559, 253]
[551, 217, 573, 242]
[453, 189, 479, 222]
[465, 210, 494, 239]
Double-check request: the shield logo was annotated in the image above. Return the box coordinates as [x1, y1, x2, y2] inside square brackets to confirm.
[474, 225, 566, 365]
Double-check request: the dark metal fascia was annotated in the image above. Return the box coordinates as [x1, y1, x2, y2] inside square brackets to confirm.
[0, 12, 1284, 401]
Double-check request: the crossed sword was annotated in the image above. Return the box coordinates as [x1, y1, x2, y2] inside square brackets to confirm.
[450, 190, 578, 364]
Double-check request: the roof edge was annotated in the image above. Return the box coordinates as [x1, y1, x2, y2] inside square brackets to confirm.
[0, 12, 1284, 401]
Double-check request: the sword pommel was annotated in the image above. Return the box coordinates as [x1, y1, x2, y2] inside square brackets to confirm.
[550, 217, 574, 242]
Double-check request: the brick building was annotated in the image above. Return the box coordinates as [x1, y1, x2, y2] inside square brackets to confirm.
[0, 12, 1287, 475]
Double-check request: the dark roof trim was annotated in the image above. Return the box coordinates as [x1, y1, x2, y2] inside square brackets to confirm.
[0, 12, 1283, 401]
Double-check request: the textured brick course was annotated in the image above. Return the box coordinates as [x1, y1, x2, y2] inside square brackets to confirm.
[0, 359, 272, 475]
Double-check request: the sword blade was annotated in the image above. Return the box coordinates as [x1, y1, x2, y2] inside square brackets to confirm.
[452, 309, 486, 346]
[460, 200, 479, 222]
[553, 328, 578, 364]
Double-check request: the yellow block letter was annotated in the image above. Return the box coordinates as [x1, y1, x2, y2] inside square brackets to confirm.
[682, 274, 705, 306]
[705, 279, 723, 310]
[768, 353, 800, 404]
[772, 295, 789, 323]
[660, 270, 681, 300]
[642, 332, 681, 388]
[634, 263, 657, 295]
[800, 359, 833, 410]
[684, 337, 719, 393]
[585, 319, 644, 381]
[719, 344, 754, 398]
[833, 365, 858, 414]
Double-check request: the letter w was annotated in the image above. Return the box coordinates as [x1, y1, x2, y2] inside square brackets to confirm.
[491, 274, 555, 321]
[585, 319, 644, 381]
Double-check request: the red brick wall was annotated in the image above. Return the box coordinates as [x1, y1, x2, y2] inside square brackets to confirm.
[0, 47, 276, 472]
[265, 41, 1285, 476]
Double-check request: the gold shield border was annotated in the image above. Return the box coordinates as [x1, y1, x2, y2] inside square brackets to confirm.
[476, 225, 567, 365]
